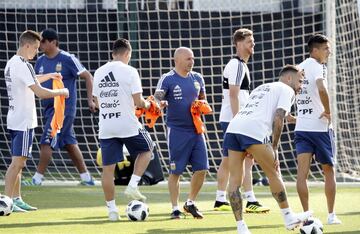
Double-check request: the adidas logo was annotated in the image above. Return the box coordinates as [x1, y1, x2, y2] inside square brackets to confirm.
[98, 71, 119, 88]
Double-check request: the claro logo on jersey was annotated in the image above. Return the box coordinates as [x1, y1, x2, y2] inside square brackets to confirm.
[98, 71, 119, 88]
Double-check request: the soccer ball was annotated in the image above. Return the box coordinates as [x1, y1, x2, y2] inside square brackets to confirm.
[0, 195, 13, 216]
[125, 200, 149, 221]
[300, 217, 323, 234]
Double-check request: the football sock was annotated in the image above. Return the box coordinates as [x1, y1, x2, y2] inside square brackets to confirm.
[186, 199, 194, 206]
[106, 200, 117, 212]
[128, 174, 141, 188]
[244, 190, 257, 202]
[216, 190, 227, 202]
[172, 206, 179, 212]
[80, 172, 92, 182]
[33, 172, 44, 184]
[13, 196, 22, 202]
[281, 207, 293, 222]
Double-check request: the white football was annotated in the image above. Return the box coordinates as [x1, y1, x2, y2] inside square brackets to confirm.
[126, 200, 149, 221]
[300, 217, 323, 234]
[0, 195, 13, 216]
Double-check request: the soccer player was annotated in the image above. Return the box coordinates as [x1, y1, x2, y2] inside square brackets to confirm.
[224, 65, 312, 233]
[27, 28, 95, 186]
[93, 38, 154, 221]
[154, 47, 208, 219]
[215, 28, 270, 213]
[295, 34, 341, 225]
[4, 30, 68, 212]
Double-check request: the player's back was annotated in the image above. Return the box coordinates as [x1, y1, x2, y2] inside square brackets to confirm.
[227, 82, 294, 142]
[93, 61, 142, 139]
[296, 57, 329, 132]
[5, 55, 37, 131]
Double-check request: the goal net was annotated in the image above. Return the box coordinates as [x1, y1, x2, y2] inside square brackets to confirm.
[0, 0, 359, 183]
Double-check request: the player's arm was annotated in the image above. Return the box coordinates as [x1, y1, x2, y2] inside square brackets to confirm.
[272, 108, 287, 170]
[316, 78, 331, 121]
[30, 80, 69, 99]
[93, 96, 99, 109]
[229, 84, 240, 117]
[80, 70, 97, 113]
[133, 92, 151, 110]
[36, 73, 62, 83]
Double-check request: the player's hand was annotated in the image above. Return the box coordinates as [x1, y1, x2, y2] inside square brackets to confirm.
[61, 88, 69, 98]
[286, 114, 296, 124]
[50, 72, 63, 80]
[88, 99, 97, 113]
[319, 111, 331, 122]
[160, 100, 168, 109]
[273, 149, 280, 171]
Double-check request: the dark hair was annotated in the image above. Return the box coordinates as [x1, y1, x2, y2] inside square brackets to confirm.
[279, 64, 301, 77]
[113, 38, 132, 55]
[307, 34, 329, 52]
[19, 30, 41, 47]
[233, 28, 253, 45]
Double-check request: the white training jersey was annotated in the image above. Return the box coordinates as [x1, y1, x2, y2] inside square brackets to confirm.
[295, 57, 330, 131]
[227, 82, 295, 142]
[5, 55, 37, 131]
[219, 57, 250, 122]
[93, 61, 142, 139]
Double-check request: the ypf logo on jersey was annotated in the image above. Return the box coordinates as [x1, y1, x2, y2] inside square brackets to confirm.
[99, 71, 119, 88]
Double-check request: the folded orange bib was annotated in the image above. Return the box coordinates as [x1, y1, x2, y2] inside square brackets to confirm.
[191, 100, 212, 134]
[135, 95, 162, 128]
[51, 79, 65, 137]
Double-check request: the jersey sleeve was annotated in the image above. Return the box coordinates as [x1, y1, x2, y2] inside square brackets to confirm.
[155, 74, 169, 95]
[276, 85, 295, 113]
[22, 62, 37, 87]
[130, 68, 143, 94]
[224, 59, 245, 86]
[92, 71, 100, 97]
[309, 61, 325, 81]
[67, 54, 86, 77]
[196, 72, 206, 94]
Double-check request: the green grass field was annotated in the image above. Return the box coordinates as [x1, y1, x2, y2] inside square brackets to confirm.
[1, 184, 359, 234]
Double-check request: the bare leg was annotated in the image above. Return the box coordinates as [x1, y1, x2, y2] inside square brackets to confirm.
[5, 157, 26, 197]
[12, 170, 22, 198]
[228, 150, 246, 221]
[188, 170, 207, 201]
[37, 144, 53, 175]
[216, 157, 229, 192]
[247, 144, 289, 209]
[296, 153, 312, 211]
[101, 164, 116, 201]
[65, 144, 87, 173]
[242, 157, 254, 192]
[168, 174, 181, 207]
[322, 164, 336, 213]
[132, 151, 151, 177]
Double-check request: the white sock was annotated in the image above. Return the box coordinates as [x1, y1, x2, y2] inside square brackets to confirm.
[186, 199, 194, 206]
[216, 190, 227, 202]
[236, 220, 247, 232]
[172, 206, 179, 212]
[244, 190, 257, 202]
[281, 207, 293, 222]
[128, 174, 141, 188]
[106, 200, 117, 212]
[80, 172, 91, 182]
[13, 196, 22, 201]
[328, 212, 335, 217]
[33, 172, 44, 184]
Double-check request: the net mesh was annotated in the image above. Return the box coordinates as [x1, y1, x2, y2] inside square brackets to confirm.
[0, 0, 359, 183]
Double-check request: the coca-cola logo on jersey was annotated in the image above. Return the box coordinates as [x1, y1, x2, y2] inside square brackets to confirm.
[100, 89, 118, 97]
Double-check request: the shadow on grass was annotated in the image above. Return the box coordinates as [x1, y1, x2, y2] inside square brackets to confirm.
[340, 211, 360, 216]
[0, 219, 119, 229]
[141, 224, 283, 234]
[327, 231, 360, 234]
